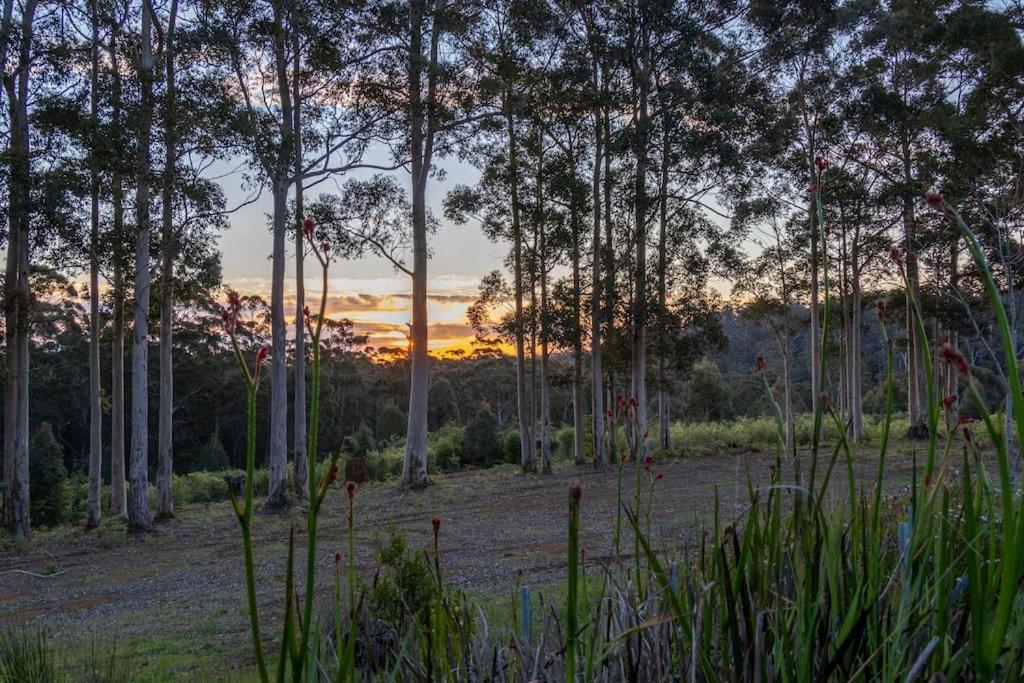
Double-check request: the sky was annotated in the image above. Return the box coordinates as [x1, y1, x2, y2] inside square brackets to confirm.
[216, 152, 503, 353]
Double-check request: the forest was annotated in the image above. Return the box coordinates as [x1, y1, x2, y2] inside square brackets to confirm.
[2, 0, 1024, 680]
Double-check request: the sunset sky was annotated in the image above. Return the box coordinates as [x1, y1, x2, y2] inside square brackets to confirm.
[216, 153, 502, 353]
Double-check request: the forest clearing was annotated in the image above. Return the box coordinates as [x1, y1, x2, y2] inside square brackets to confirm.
[2, 449, 918, 679]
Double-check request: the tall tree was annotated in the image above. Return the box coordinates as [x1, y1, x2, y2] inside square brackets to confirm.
[86, 0, 103, 529]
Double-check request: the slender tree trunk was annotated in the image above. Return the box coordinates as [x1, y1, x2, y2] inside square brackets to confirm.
[808, 147, 821, 420]
[630, 14, 649, 456]
[109, 18, 127, 518]
[128, 0, 155, 531]
[570, 178, 585, 466]
[589, 64, 605, 467]
[265, 0, 295, 509]
[851, 250, 864, 439]
[538, 134, 552, 475]
[292, 25, 308, 500]
[156, 0, 179, 521]
[602, 81, 616, 460]
[903, 189, 925, 438]
[656, 119, 669, 451]
[2, 1, 34, 538]
[86, 0, 103, 530]
[506, 103, 533, 472]
[401, 0, 436, 488]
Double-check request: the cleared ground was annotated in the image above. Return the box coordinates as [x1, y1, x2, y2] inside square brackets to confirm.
[0, 448, 918, 679]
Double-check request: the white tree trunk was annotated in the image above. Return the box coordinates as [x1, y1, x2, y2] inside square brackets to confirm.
[128, 0, 154, 532]
[109, 18, 127, 518]
[86, 0, 102, 529]
[266, 181, 291, 509]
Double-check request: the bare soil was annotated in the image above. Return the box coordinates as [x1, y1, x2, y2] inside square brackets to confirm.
[0, 449, 918, 679]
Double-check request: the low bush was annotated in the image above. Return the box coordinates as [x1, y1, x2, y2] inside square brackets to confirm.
[427, 423, 464, 472]
[28, 423, 67, 527]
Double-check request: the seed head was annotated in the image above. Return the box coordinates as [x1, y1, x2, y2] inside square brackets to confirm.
[346, 480, 357, 499]
[643, 455, 654, 472]
[925, 191, 945, 212]
[432, 516, 441, 535]
[938, 342, 969, 376]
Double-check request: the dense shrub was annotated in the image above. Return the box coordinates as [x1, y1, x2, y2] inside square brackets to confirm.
[0, 625, 58, 683]
[501, 429, 521, 463]
[192, 435, 229, 472]
[427, 423, 463, 471]
[554, 426, 575, 460]
[376, 401, 406, 441]
[366, 443, 404, 481]
[29, 423, 67, 526]
[679, 360, 733, 422]
[463, 405, 500, 466]
[367, 530, 435, 627]
[172, 472, 232, 506]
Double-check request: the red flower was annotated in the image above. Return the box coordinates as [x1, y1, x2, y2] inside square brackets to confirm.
[569, 481, 582, 504]
[938, 343, 969, 376]
[327, 463, 340, 484]
[957, 415, 974, 425]
[605, 409, 614, 419]
[227, 289, 242, 312]
[925, 191, 945, 211]
[655, 472, 665, 481]
[755, 353, 765, 372]
[643, 455, 654, 472]
[810, 181, 820, 193]
[876, 300, 886, 323]
[942, 394, 958, 410]
[890, 246, 903, 267]
[962, 426, 973, 443]
[302, 216, 316, 239]
[924, 475, 932, 490]
[253, 345, 269, 381]
[814, 155, 829, 172]
[432, 516, 441, 535]
[346, 480, 357, 499]
[321, 241, 330, 255]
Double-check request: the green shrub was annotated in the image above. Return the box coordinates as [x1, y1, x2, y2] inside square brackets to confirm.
[501, 429, 521, 463]
[172, 472, 231, 506]
[554, 426, 575, 460]
[427, 423, 463, 472]
[376, 400, 406, 441]
[367, 530, 435, 628]
[367, 443, 404, 481]
[463, 405, 500, 466]
[29, 423, 67, 527]
[193, 435, 229, 472]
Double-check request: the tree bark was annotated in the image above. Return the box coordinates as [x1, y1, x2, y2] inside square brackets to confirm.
[570, 177, 585, 466]
[589, 57, 605, 467]
[129, 0, 155, 531]
[630, 12, 649, 457]
[86, 0, 103, 530]
[109, 17, 127, 518]
[401, 0, 437, 488]
[656, 118, 669, 451]
[537, 132, 552, 474]
[506, 102, 534, 473]
[156, 0, 179, 521]
[2, 0, 35, 538]
[265, 0, 295, 509]
[292, 22, 308, 500]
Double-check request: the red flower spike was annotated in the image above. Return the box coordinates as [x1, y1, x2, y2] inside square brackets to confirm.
[302, 216, 316, 239]
[924, 475, 932, 490]
[755, 353, 765, 372]
[942, 394, 957, 410]
[656, 472, 665, 481]
[963, 426, 973, 443]
[925, 191, 945, 211]
[334, 552, 341, 564]
[432, 517, 441, 535]
[958, 415, 974, 425]
[321, 241, 330, 255]
[327, 463, 339, 484]
[643, 455, 654, 472]
[346, 481, 357, 499]
[876, 300, 886, 322]
[569, 481, 582, 504]
[939, 342, 969, 376]
[227, 289, 242, 311]
[810, 181, 820, 193]
[814, 155, 829, 172]
[890, 246, 904, 267]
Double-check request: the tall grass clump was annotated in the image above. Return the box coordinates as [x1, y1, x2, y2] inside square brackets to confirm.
[0, 625, 57, 683]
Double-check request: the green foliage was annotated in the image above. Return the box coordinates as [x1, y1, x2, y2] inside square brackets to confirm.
[679, 360, 733, 422]
[376, 400, 406, 441]
[192, 435, 229, 472]
[28, 423, 67, 527]
[172, 472, 232, 506]
[554, 426, 575, 460]
[427, 423, 464, 472]
[463, 404, 500, 466]
[501, 429, 521, 463]
[0, 625, 58, 683]
[367, 530, 435, 628]
[366, 443, 405, 481]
